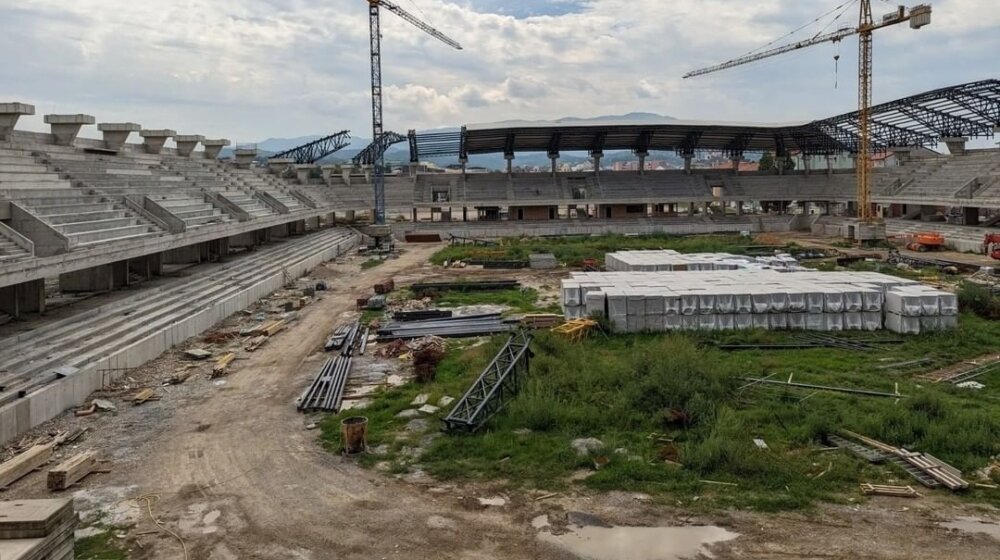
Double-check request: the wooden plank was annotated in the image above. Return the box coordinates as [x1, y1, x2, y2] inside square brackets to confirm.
[0, 444, 53, 489]
[211, 352, 236, 377]
[47, 451, 98, 491]
[131, 388, 158, 405]
[860, 483, 921, 498]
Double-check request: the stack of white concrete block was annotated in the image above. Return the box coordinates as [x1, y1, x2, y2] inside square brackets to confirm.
[0, 499, 77, 560]
[605, 250, 801, 272]
[561, 269, 956, 334]
[884, 284, 959, 334]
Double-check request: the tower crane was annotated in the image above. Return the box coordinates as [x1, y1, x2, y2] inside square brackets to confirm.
[367, 0, 462, 226]
[683, 1, 932, 227]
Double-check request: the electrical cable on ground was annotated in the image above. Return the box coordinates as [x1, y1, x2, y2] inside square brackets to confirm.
[134, 494, 190, 560]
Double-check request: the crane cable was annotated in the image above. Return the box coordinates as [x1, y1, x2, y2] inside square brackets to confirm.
[741, 0, 858, 58]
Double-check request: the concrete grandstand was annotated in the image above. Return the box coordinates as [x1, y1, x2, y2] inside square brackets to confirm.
[0, 79, 998, 442]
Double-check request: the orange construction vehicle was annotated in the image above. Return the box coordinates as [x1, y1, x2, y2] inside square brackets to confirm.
[985, 233, 1000, 261]
[905, 232, 946, 252]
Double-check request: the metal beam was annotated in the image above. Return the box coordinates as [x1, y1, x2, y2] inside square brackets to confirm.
[270, 130, 351, 164]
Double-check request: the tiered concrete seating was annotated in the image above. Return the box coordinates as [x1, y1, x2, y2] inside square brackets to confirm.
[146, 193, 233, 229]
[890, 152, 1000, 200]
[511, 175, 560, 200]
[731, 173, 856, 201]
[18, 195, 164, 246]
[0, 147, 71, 190]
[218, 190, 278, 218]
[463, 175, 509, 202]
[885, 219, 996, 253]
[36, 144, 192, 195]
[0, 226, 32, 263]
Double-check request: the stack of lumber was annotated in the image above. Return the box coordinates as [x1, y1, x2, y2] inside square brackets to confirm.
[0, 499, 77, 560]
[47, 451, 99, 491]
[842, 430, 969, 490]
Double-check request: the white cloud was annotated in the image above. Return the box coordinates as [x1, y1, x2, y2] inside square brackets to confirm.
[0, 0, 994, 143]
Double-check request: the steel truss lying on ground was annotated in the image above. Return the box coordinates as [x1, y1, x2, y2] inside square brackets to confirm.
[443, 330, 533, 432]
[271, 130, 351, 164]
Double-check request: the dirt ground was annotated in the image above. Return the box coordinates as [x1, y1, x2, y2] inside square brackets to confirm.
[4, 241, 1000, 559]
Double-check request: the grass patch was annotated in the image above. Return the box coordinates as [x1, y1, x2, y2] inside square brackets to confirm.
[75, 530, 129, 560]
[324, 313, 1000, 512]
[431, 233, 752, 267]
[361, 258, 384, 270]
[433, 287, 546, 313]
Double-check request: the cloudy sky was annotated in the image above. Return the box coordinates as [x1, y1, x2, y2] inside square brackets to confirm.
[1, 0, 996, 144]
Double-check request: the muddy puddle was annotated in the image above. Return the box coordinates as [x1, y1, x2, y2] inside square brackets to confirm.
[538, 524, 739, 560]
[939, 517, 1000, 540]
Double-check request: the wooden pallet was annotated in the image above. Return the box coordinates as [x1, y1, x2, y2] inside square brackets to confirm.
[861, 483, 921, 498]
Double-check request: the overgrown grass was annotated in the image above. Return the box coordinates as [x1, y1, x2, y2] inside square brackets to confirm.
[431, 233, 752, 267]
[324, 312, 1000, 512]
[75, 530, 129, 560]
[361, 257, 384, 270]
[958, 281, 1000, 319]
[432, 287, 554, 313]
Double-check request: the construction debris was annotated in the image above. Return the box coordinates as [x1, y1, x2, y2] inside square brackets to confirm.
[529, 253, 558, 269]
[374, 279, 395, 295]
[212, 352, 237, 377]
[131, 388, 159, 405]
[46, 451, 99, 491]
[740, 374, 904, 399]
[0, 433, 67, 489]
[840, 430, 968, 490]
[551, 319, 599, 341]
[411, 280, 520, 297]
[393, 309, 453, 322]
[860, 483, 921, 498]
[719, 333, 903, 351]
[299, 322, 363, 412]
[520, 314, 564, 329]
[184, 348, 213, 360]
[378, 313, 511, 340]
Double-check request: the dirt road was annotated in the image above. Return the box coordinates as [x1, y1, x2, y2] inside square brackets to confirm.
[107, 243, 567, 559]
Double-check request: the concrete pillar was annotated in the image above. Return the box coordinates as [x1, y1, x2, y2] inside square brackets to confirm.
[162, 244, 203, 264]
[174, 134, 204, 157]
[550, 155, 558, 176]
[0, 102, 35, 141]
[731, 158, 741, 176]
[847, 201, 858, 217]
[890, 147, 911, 165]
[775, 156, 785, 176]
[592, 152, 602, 176]
[44, 114, 95, 146]
[234, 147, 259, 168]
[97, 122, 141, 152]
[942, 137, 969, 156]
[411, 208, 417, 222]
[267, 157, 293, 174]
[228, 231, 256, 250]
[345, 210, 356, 222]
[505, 155, 514, 176]
[961, 206, 980, 226]
[462, 206, 468, 222]
[112, 260, 130, 288]
[202, 139, 230, 160]
[684, 155, 693, 175]
[294, 164, 314, 184]
[736, 201, 743, 216]
[270, 224, 291, 238]
[0, 279, 45, 318]
[636, 151, 648, 175]
[140, 129, 176, 154]
[688, 202, 695, 215]
[320, 166, 337, 182]
[803, 201, 812, 215]
[826, 155, 833, 176]
[703, 202, 711, 215]
[59, 264, 114, 293]
[803, 156, 811, 176]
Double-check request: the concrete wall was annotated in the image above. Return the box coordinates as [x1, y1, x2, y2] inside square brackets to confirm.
[0, 232, 360, 445]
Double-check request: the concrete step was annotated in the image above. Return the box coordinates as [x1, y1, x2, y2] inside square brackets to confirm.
[0, 172, 64, 182]
[69, 225, 156, 244]
[58, 217, 140, 234]
[184, 214, 231, 226]
[44, 210, 129, 224]
[172, 207, 224, 219]
[0, 161, 46, 171]
[29, 203, 119, 216]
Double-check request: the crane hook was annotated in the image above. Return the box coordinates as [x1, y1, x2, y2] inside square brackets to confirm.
[834, 54, 840, 89]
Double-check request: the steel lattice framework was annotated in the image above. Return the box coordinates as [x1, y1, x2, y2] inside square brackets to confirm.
[443, 331, 533, 432]
[270, 130, 351, 164]
[409, 79, 1000, 161]
[352, 131, 407, 166]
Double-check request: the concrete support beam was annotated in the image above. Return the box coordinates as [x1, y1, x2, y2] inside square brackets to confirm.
[505, 154, 514, 176]
[0, 102, 35, 141]
[174, 134, 205, 158]
[826, 155, 833, 175]
[268, 158, 295, 175]
[140, 129, 176, 154]
[294, 164, 315, 185]
[549, 154, 558, 176]
[803, 156, 811, 176]
[44, 114, 95, 146]
[592, 152, 602, 176]
[270, 223, 291, 238]
[942, 137, 969, 156]
[202, 139, 230, 160]
[234, 147, 259, 168]
[0, 279, 45, 318]
[683, 156, 692, 175]
[162, 244, 203, 265]
[731, 158, 741, 176]
[320, 166, 337, 182]
[59, 264, 114, 293]
[636, 151, 648, 175]
[97, 122, 141, 152]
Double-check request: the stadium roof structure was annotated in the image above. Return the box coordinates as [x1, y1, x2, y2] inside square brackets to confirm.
[408, 79, 1000, 161]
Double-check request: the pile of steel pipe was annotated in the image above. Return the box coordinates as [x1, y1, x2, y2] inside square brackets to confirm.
[377, 313, 511, 340]
[297, 355, 353, 412]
